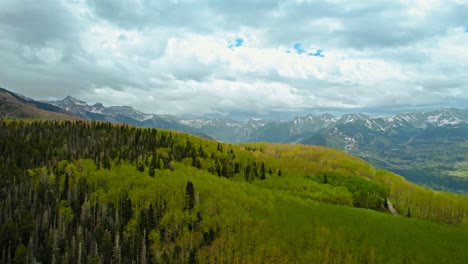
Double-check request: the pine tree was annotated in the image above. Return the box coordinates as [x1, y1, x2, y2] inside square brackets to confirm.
[148, 166, 155, 177]
[148, 204, 156, 230]
[62, 173, 69, 200]
[253, 162, 258, 178]
[137, 162, 145, 172]
[234, 163, 240, 174]
[198, 145, 205, 158]
[185, 181, 195, 211]
[260, 162, 266, 180]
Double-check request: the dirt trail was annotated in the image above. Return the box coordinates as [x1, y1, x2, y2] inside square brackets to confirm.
[387, 200, 400, 215]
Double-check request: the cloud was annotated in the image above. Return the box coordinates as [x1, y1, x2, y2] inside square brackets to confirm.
[0, 0, 79, 47]
[0, 0, 467, 117]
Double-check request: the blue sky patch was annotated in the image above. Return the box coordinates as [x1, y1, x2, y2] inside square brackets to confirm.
[229, 37, 244, 49]
[290, 43, 324, 57]
[309, 49, 324, 57]
[293, 42, 306, 54]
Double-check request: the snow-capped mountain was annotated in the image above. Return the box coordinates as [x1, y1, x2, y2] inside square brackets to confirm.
[48, 96, 212, 138]
[176, 108, 468, 143]
[298, 108, 467, 150]
[50, 96, 155, 122]
[49, 95, 468, 145]
[290, 113, 337, 135]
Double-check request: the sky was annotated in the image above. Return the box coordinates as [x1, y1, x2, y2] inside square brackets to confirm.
[0, 0, 467, 118]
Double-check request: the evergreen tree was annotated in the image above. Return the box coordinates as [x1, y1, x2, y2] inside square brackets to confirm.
[260, 162, 266, 180]
[14, 244, 28, 264]
[147, 204, 156, 230]
[148, 166, 155, 177]
[62, 173, 69, 200]
[253, 162, 258, 178]
[137, 163, 145, 172]
[234, 163, 240, 174]
[198, 145, 205, 158]
[185, 181, 195, 211]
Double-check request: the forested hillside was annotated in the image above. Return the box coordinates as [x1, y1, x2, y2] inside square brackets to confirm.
[1, 120, 467, 263]
[3, 86, 467, 194]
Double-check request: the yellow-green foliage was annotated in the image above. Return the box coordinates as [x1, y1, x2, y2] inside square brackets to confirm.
[376, 170, 468, 226]
[234, 142, 468, 226]
[3, 120, 468, 263]
[38, 160, 468, 263]
[241, 143, 375, 178]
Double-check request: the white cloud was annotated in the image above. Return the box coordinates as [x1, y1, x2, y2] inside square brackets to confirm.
[0, 0, 467, 116]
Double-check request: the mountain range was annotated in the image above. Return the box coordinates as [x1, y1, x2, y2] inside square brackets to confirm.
[1, 87, 467, 193]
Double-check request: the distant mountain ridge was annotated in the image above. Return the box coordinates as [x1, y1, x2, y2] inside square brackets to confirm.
[42, 93, 468, 144]
[2, 87, 467, 192]
[48, 95, 213, 139]
[180, 108, 468, 193]
[0, 87, 80, 120]
[178, 108, 468, 144]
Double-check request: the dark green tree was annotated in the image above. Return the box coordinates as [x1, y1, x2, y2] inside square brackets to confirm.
[185, 181, 195, 211]
[148, 165, 155, 177]
[62, 173, 69, 200]
[260, 162, 266, 180]
[234, 163, 240, 174]
[137, 162, 145, 172]
[13, 244, 28, 264]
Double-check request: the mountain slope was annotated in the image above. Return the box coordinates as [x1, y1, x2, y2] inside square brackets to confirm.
[179, 109, 468, 193]
[0, 87, 79, 120]
[299, 113, 468, 193]
[49, 95, 213, 138]
[1, 120, 467, 263]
